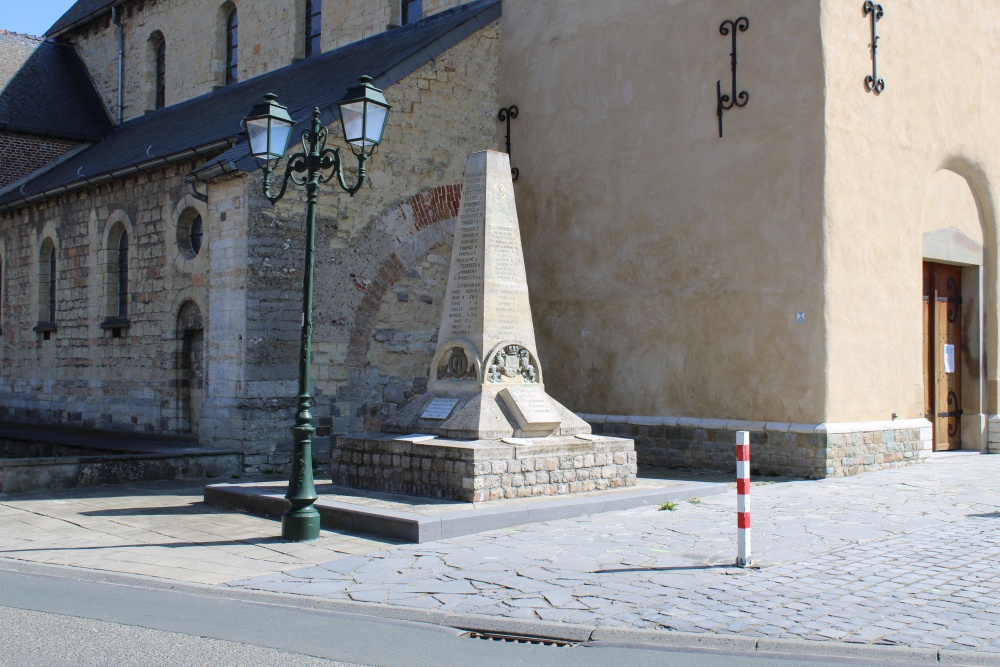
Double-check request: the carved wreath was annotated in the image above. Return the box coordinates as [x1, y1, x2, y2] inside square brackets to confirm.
[436, 347, 477, 381]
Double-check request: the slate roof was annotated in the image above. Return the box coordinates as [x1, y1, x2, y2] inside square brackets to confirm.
[0, 31, 112, 141]
[0, 0, 501, 211]
[46, 1, 121, 38]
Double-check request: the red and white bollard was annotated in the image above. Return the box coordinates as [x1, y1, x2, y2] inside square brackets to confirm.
[736, 431, 752, 567]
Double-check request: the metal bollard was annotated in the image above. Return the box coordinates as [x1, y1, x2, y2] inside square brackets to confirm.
[736, 431, 752, 567]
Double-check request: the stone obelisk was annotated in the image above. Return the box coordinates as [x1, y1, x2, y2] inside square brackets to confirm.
[385, 151, 590, 439]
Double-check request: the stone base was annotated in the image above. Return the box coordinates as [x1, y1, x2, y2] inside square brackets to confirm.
[583, 414, 933, 478]
[988, 414, 1000, 454]
[332, 432, 637, 502]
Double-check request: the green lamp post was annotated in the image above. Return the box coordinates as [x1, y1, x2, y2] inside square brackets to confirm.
[242, 76, 391, 542]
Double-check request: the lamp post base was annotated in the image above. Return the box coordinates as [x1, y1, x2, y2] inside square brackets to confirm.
[281, 507, 321, 542]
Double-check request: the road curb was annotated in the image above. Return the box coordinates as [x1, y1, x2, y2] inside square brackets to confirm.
[3, 557, 999, 665]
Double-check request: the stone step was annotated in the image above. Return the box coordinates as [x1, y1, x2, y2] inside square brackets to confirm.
[205, 477, 727, 543]
[0, 423, 242, 495]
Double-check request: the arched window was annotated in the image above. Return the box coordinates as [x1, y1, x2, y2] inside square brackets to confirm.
[116, 229, 129, 318]
[305, 0, 322, 57]
[155, 38, 166, 109]
[46, 243, 55, 323]
[225, 8, 239, 85]
[35, 238, 56, 338]
[402, 0, 422, 25]
[102, 223, 130, 336]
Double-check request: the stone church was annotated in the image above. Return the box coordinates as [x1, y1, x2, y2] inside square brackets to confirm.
[1, 0, 997, 477]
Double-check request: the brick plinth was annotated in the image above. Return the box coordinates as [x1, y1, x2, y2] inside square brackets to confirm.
[332, 433, 637, 502]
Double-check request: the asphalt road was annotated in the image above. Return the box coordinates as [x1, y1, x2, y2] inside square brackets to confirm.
[0, 566, 924, 667]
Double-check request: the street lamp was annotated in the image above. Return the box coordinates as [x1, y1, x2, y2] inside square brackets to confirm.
[242, 76, 391, 542]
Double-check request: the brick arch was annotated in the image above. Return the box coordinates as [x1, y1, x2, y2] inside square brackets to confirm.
[344, 184, 461, 372]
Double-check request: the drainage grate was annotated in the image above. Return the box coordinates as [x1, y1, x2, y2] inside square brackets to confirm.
[464, 631, 577, 647]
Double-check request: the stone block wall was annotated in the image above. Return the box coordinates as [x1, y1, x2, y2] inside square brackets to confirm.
[333, 433, 637, 502]
[0, 161, 211, 435]
[0, 15, 500, 472]
[196, 20, 500, 472]
[0, 132, 80, 188]
[267, 24, 500, 447]
[586, 414, 933, 478]
[988, 414, 1000, 454]
[325, 0, 466, 50]
[67, 0, 318, 121]
[66, 0, 472, 123]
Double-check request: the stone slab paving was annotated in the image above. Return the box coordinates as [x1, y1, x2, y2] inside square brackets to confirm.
[0, 479, 396, 585]
[227, 454, 1000, 654]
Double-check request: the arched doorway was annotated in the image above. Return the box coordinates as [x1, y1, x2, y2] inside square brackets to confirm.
[921, 169, 990, 451]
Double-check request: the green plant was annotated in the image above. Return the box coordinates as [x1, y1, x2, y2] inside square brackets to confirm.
[659, 501, 677, 511]
[687, 497, 701, 505]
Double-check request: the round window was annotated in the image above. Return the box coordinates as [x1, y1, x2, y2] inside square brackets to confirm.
[177, 208, 204, 259]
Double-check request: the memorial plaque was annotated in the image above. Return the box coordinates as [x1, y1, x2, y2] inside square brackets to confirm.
[421, 398, 460, 420]
[499, 387, 561, 434]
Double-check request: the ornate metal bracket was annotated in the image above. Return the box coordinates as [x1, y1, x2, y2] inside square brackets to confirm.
[864, 1, 885, 94]
[498, 105, 519, 181]
[716, 17, 749, 138]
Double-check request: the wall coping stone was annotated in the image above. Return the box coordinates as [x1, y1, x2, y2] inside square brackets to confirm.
[581, 414, 932, 434]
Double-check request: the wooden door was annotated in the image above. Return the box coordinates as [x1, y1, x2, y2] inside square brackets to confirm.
[923, 262, 962, 450]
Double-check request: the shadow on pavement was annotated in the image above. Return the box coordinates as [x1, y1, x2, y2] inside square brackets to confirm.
[80, 504, 214, 516]
[594, 564, 736, 573]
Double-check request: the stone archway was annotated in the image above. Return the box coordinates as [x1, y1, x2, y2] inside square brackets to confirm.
[339, 184, 463, 431]
[921, 165, 996, 451]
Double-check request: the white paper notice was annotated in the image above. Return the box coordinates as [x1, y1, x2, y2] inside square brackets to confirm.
[944, 344, 955, 374]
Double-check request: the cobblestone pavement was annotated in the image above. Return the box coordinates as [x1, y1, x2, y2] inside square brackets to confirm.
[228, 454, 1000, 654]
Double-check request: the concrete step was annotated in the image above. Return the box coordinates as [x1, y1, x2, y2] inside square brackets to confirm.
[205, 476, 727, 543]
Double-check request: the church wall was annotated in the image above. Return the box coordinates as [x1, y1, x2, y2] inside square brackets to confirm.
[66, 0, 470, 123]
[198, 20, 500, 470]
[820, 1, 1000, 443]
[499, 0, 828, 425]
[0, 163, 210, 433]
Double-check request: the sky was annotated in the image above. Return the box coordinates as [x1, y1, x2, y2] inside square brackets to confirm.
[2, 1, 78, 37]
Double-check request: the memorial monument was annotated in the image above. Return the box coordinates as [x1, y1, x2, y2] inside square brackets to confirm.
[332, 151, 636, 501]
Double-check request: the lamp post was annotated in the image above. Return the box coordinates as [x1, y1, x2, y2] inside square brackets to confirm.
[243, 76, 391, 542]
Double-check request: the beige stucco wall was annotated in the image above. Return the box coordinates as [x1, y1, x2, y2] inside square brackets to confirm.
[820, 0, 1000, 425]
[499, 0, 827, 423]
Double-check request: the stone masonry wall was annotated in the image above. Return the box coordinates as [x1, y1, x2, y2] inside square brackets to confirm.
[0, 161, 212, 434]
[586, 415, 933, 478]
[0, 132, 80, 188]
[324, 0, 466, 50]
[66, 0, 471, 123]
[197, 22, 500, 472]
[988, 415, 1000, 454]
[240, 24, 501, 466]
[333, 433, 637, 502]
